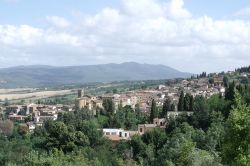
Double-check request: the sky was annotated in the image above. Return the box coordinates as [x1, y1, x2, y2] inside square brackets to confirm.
[0, 0, 250, 73]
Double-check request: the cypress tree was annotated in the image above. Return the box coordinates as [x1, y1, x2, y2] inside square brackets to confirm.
[189, 95, 194, 111]
[184, 93, 190, 111]
[161, 98, 171, 118]
[150, 99, 157, 123]
[170, 104, 175, 111]
[225, 81, 235, 101]
[178, 91, 184, 111]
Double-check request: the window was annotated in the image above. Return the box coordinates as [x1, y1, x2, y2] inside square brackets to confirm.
[106, 132, 110, 135]
[140, 128, 143, 133]
[125, 133, 127, 137]
[111, 132, 116, 135]
[119, 132, 122, 137]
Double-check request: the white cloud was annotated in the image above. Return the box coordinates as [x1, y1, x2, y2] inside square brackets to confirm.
[166, 0, 192, 19]
[0, 25, 80, 47]
[46, 16, 71, 28]
[234, 7, 250, 16]
[0, 25, 43, 47]
[122, 0, 165, 18]
[0, 0, 249, 72]
[121, 0, 191, 19]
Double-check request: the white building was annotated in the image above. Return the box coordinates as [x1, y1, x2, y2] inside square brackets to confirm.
[102, 128, 137, 141]
[167, 111, 193, 119]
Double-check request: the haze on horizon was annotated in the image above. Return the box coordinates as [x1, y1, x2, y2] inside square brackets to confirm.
[0, 0, 250, 73]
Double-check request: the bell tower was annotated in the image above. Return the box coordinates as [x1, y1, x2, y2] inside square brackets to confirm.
[77, 89, 84, 98]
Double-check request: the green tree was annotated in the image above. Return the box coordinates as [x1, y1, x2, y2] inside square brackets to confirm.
[45, 121, 90, 152]
[205, 118, 225, 152]
[17, 124, 29, 136]
[222, 92, 250, 166]
[161, 123, 221, 166]
[192, 96, 211, 130]
[114, 109, 126, 128]
[102, 99, 115, 115]
[75, 120, 101, 147]
[113, 89, 118, 94]
[149, 99, 157, 123]
[184, 93, 191, 111]
[225, 81, 235, 101]
[0, 120, 13, 136]
[141, 128, 167, 155]
[178, 91, 185, 111]
[3, 98, 9, 106]
[130, 135, 146, 162]
[170, 104, 175, 112]
[223, 76, 229, 87]
[161, 98, 171, 118]
[189, 95, 194, 111]
[209, 78, 214, 84]
[20, 150, 99, 166]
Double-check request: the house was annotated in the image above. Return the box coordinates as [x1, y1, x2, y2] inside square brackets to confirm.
[102, 128, 137, 141]
[213, 76, 224, 86]
[33, 114, 58, 123]
[153, 118, 166, 128]
[75, 92, 103, 115]
[139, 102, 151, 113]
[138, 118, 167, 135]
[26, 103, 38, 114]
[56, 104, 63, 111]
[158, 85, 166, 90]
[26, 122, 36, 132]
[138, 124, 157, 135]
[40, 108, 56, 116]
[219, 87, 226, 96]
[8, 113, 27, 121]
[62, 105, 74, 112]
[167, 111, 193, 119]
[240, 72, 249, 77]
[5, 105, 23, 114]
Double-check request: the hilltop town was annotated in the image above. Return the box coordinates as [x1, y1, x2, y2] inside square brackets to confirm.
[1, 69, 246, 139]
[0, 66, 249, 165]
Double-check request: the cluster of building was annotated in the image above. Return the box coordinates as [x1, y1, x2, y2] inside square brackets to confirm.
[1, 74, 227, 136]
[76, 89, 168, 115]
[180, 77, 225, 98]
[100, 75, 226, 141]
[102, 117, 167, 141]
[2, 103, 74, 132]
[76, 76, 226, 115]
[240, 72, 250, 77]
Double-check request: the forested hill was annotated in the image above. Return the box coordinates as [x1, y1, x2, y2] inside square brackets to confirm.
[0, 62, 191, 88]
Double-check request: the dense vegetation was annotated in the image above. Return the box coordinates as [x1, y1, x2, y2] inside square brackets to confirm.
[236, 65, 250, 73]
[0, 82, 249, 166]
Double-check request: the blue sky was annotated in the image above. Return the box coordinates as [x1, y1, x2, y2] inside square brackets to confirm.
[0, 0, 249, 73]
[0, 0, 119, 25]
[1, 0, 249, 24]
[186, 0, 250, 18]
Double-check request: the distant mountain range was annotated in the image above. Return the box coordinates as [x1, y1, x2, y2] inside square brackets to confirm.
[0, 62, 192, 88]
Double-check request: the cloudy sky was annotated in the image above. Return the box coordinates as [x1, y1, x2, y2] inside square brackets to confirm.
[0, 0, 250, 73]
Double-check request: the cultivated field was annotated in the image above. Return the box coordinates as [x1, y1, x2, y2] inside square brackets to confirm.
[0, 88, 37, 94]
[0, 89, 74, 100]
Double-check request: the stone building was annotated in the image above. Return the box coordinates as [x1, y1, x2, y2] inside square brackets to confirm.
[75, 89, 103, 115]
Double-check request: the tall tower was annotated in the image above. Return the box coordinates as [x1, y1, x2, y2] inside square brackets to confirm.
[77, 89, 84, 98]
